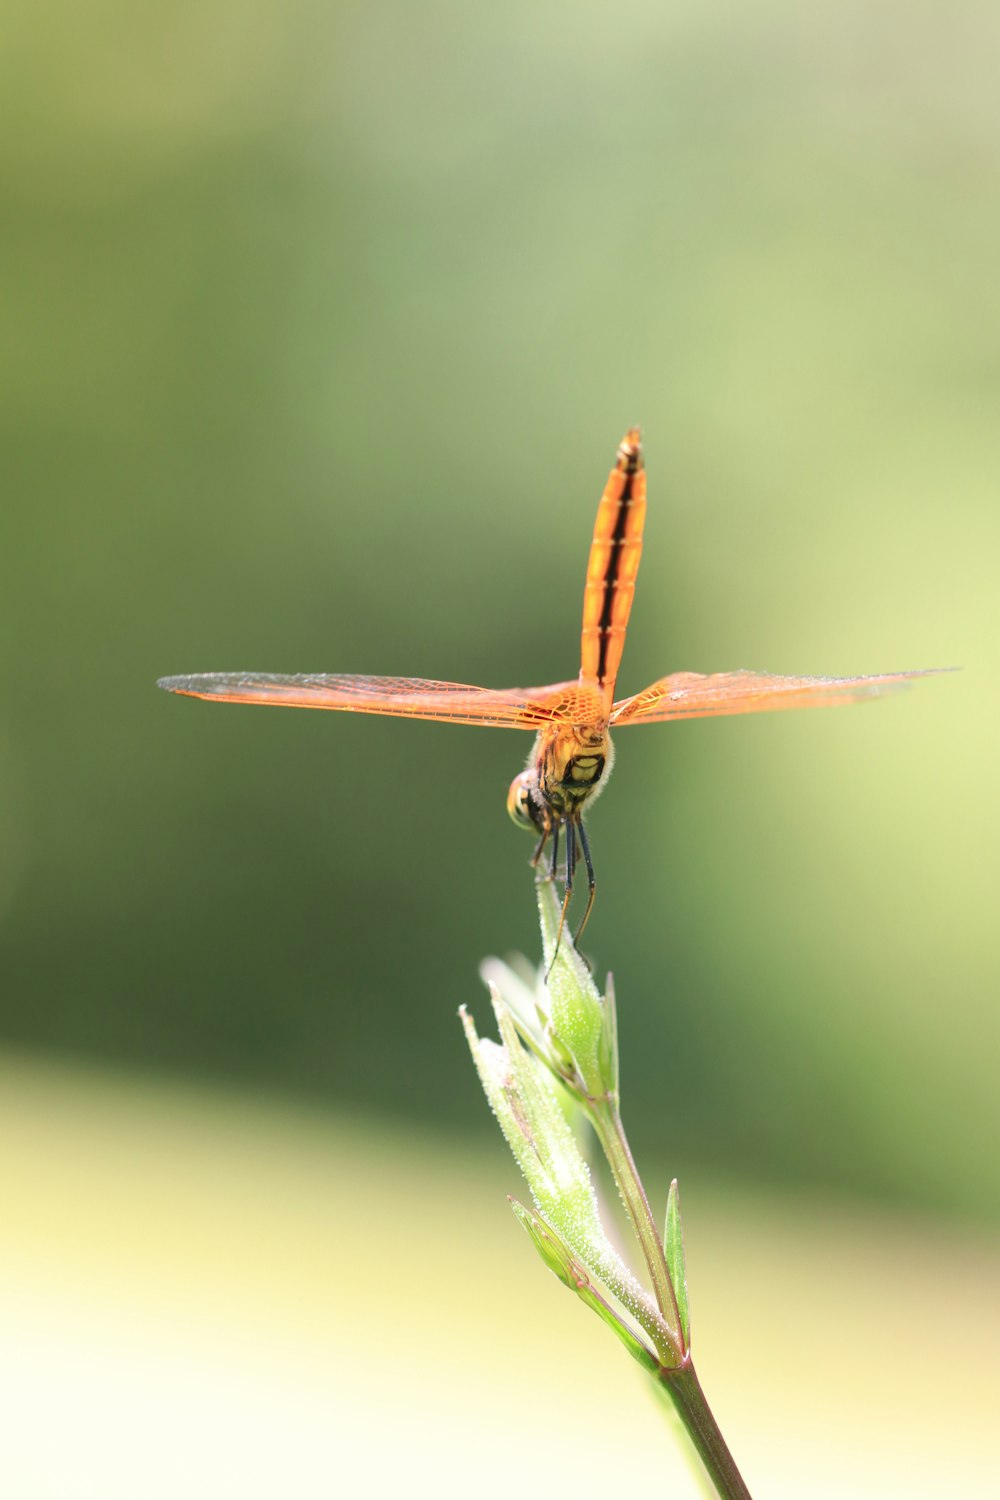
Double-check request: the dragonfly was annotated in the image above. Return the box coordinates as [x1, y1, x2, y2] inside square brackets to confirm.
[159, 429, 935, 948]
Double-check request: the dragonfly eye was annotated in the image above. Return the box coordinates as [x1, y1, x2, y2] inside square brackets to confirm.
[507, 770, 541, 831]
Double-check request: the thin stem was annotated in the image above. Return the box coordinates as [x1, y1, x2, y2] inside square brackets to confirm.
[658, 1362, 752, 1500]
[588, 1100, 752, 1498]
[589, 1099, 685, 1354]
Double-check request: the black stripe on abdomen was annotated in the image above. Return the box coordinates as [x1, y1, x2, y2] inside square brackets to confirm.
[595, 464, 637, 686]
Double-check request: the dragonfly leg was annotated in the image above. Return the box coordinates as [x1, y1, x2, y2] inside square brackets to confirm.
[530, 827, 550, 871]
[547, 821, 575, 974]
[573, 820, 596, 946]
[548, 822, 561, 882]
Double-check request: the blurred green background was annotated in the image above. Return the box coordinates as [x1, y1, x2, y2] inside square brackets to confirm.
[0, 1, 998, 1492]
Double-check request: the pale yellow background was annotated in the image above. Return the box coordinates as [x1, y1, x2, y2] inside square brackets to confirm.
[2, 1055, 996, 1498]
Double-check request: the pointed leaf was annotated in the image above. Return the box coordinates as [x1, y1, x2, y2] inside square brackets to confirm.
[509, 1199, 659, 1374]
[664, 1179, 691, 1350]
[597, 971, 619, 1099]
[508, 1197, 581, 1291]
[479, 955, 547, 1045]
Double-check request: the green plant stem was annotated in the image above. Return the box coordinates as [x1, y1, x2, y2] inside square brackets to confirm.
[658, 1362, 752, 1500]
[590, 1104, 683, 1350]
[589, 1100, 752, 1499]
[589, 1100, 684, 1353]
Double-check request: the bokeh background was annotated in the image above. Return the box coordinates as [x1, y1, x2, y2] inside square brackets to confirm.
[2, 1, 998, 1495]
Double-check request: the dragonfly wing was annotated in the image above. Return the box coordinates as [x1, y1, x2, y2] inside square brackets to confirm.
[611, 668, 947, 725]
[158, 673, 605, 729]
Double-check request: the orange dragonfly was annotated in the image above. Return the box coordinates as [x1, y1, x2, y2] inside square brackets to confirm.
[159, 429, 936, 945]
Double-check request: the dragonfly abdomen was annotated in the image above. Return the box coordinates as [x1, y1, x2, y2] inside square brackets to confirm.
[579, 429, 647, 701]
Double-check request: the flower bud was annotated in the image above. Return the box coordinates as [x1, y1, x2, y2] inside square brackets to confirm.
[461, 992, 668, 1357]
[537, 880, 619, 1101]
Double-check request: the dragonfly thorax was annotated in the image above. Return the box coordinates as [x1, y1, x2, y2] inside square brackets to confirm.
[506, 725, 614, 833]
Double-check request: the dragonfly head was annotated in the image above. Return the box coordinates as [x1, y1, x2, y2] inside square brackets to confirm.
[507, 768, 548, 833]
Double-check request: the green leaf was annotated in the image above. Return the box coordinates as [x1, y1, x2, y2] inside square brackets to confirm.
[509, 1198, 659, 1374]
[508, 1196, 581, 1291]
[460, 994, 670, 1355]
[479, 955, 546, 1048]
[664, 1179, 691, 1350]
[597, 970, 619, 1099]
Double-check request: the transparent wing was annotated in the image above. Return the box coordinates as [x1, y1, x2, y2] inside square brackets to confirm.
[158, 672, 607, 729]
[611, 668, 947, 725]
